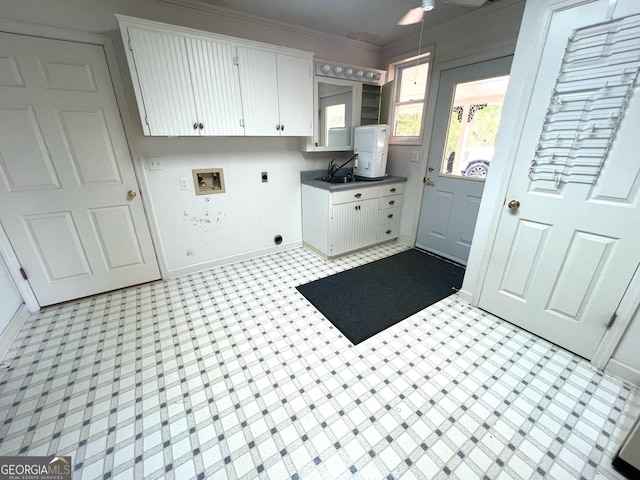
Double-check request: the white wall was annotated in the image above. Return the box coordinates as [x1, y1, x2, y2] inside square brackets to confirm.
[0, 0, 377, 279]
[381, 0, 526, 246]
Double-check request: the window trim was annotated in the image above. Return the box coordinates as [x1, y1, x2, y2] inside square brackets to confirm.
[388, 51, 432, 146]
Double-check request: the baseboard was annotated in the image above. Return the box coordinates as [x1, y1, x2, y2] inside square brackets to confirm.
[457, 289, 473, 304]
[605, 358, 640, 388]
[397, 234, 414, 248]
[166, 240, 303, 279]
[0, 304, 28, 363]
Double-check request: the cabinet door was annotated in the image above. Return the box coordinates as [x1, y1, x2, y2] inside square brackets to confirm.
[276, 54, 313, 136]
[236, 47, 280, 136]
[127, 27, 198, 136]
[186, 37, 245, 136]
[331, 198, 379, 256]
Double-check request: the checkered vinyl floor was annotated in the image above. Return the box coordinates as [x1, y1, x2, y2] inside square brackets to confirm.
[0, 243, 638, 480]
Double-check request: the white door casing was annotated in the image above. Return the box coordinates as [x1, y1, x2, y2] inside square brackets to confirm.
[478, 0, 640, 360]
[415, 56, 512, 265]
[0, 32, 160, 306]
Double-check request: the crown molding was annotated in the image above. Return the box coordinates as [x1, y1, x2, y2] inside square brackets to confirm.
[157, 0, 383, 53]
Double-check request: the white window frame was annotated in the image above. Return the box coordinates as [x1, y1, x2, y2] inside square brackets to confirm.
[388, 51, 432, 146]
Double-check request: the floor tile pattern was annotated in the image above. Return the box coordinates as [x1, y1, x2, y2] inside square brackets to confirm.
[0, 243, 638, 480]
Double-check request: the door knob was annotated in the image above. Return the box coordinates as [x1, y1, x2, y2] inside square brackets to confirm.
[127, 190, 137, 199]
[508, 199, 520, 210]
[424, 177, 434, 186]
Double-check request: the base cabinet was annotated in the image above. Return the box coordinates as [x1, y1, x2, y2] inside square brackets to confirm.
[302, 182, 404, 258]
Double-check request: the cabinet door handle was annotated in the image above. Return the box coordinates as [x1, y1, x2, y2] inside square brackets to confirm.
[193, 123, 199, 130]
[386, 229, 392, 234]
[354, 193, 362, 198]
[199, 123, 204, 130]
[276, 125, 281, 131]
[390, 188, 396, 192]
[281, 124, 284, 131]
[388, 200, 395, 205]
[387, 214, 393, 219]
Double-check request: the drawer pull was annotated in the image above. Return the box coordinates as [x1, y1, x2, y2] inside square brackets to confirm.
[386, 229, 392, 235]
[390, 188, 396, 193]
[354, 193, 362, 198]
[388, 200, 395, 205]
[387, 214, 393, 219]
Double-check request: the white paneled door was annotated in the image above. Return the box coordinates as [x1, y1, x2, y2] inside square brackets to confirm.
[0, 33, 160, 306]
[478, 0, 640, 359]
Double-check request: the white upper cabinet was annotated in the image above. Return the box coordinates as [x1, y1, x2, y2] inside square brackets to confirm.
[237, 48, 313, 136]
[186, 37, 245, 136]
[116, 15, 313, 137]
[275, 54, 313, 136]
[126, 27, 199, 136]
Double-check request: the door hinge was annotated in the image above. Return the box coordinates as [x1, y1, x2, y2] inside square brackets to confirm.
[19, 268, 27, 280]
[240, 118, 245, 128]
[233, 56, 238, 66]
[606, 312, 617, 329]
[144, 115, 150, 126]
[128, 39, 133, 51]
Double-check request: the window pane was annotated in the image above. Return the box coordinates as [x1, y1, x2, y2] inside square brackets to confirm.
[399, 63, 429, 102]
[440, 75, 509, 179]
[394, 103, 423, 137]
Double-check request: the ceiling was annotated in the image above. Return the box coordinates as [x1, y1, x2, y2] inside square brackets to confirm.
[189, 0, 499, 47]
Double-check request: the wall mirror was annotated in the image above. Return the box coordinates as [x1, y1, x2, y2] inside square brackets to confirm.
[317, 79, 357, 150]
[301, 60, 386, 152]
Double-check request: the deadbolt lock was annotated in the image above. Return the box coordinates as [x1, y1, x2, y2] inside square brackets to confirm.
[428, 166, 434, 172]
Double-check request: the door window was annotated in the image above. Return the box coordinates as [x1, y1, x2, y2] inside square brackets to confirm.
[440, 75, 509, 179]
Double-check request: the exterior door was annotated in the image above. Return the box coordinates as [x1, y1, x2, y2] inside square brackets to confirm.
[0, 32, 160, 306]
[478, 0, 640, 359]
[415, 57, 512, 264]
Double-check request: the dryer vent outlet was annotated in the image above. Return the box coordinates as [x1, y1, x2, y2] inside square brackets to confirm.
[274, 235, 283, 245]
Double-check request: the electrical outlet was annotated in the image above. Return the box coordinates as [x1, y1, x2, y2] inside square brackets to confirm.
[179, 177, 190, 190]
[261, 172, 268, 183]
[410, 151, 419, 163]
[148, 157, 163, 170]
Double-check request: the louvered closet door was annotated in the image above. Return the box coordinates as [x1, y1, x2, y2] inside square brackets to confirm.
[186, 37, 245, 136]
[127, 27, 198, 136]
[236, 47, 280, 136]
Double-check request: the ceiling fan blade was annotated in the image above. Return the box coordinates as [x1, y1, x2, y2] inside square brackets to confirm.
[398, 6, 424, 25]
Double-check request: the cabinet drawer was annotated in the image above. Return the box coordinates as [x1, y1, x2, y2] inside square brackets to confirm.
[380, 183, 404, 197]
[380, 194, 403, 209]
[379, 207, 401, 225]
[378, 222, 399, 241]
[331, 186, 380, 205]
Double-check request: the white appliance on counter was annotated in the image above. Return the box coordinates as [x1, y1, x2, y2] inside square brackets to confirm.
[353, 124, 389, 179]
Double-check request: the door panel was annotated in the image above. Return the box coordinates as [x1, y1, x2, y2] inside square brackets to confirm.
[126, 27, 197, 136]
[237, 47, 279, 136]
[0, 32, 160, 306]
[478, 0, 640, 359]
[0, 106, 61, 191]
[276, 53, 312, 136]
[57, 108, 123, 185]
[416, 56, 512, 264]
[186, 37, 245, 136]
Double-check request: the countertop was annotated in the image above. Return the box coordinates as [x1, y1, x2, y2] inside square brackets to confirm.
[300, 169, 407, 192]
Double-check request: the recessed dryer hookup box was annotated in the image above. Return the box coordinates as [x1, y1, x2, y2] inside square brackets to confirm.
[192, 168, 225, 195]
